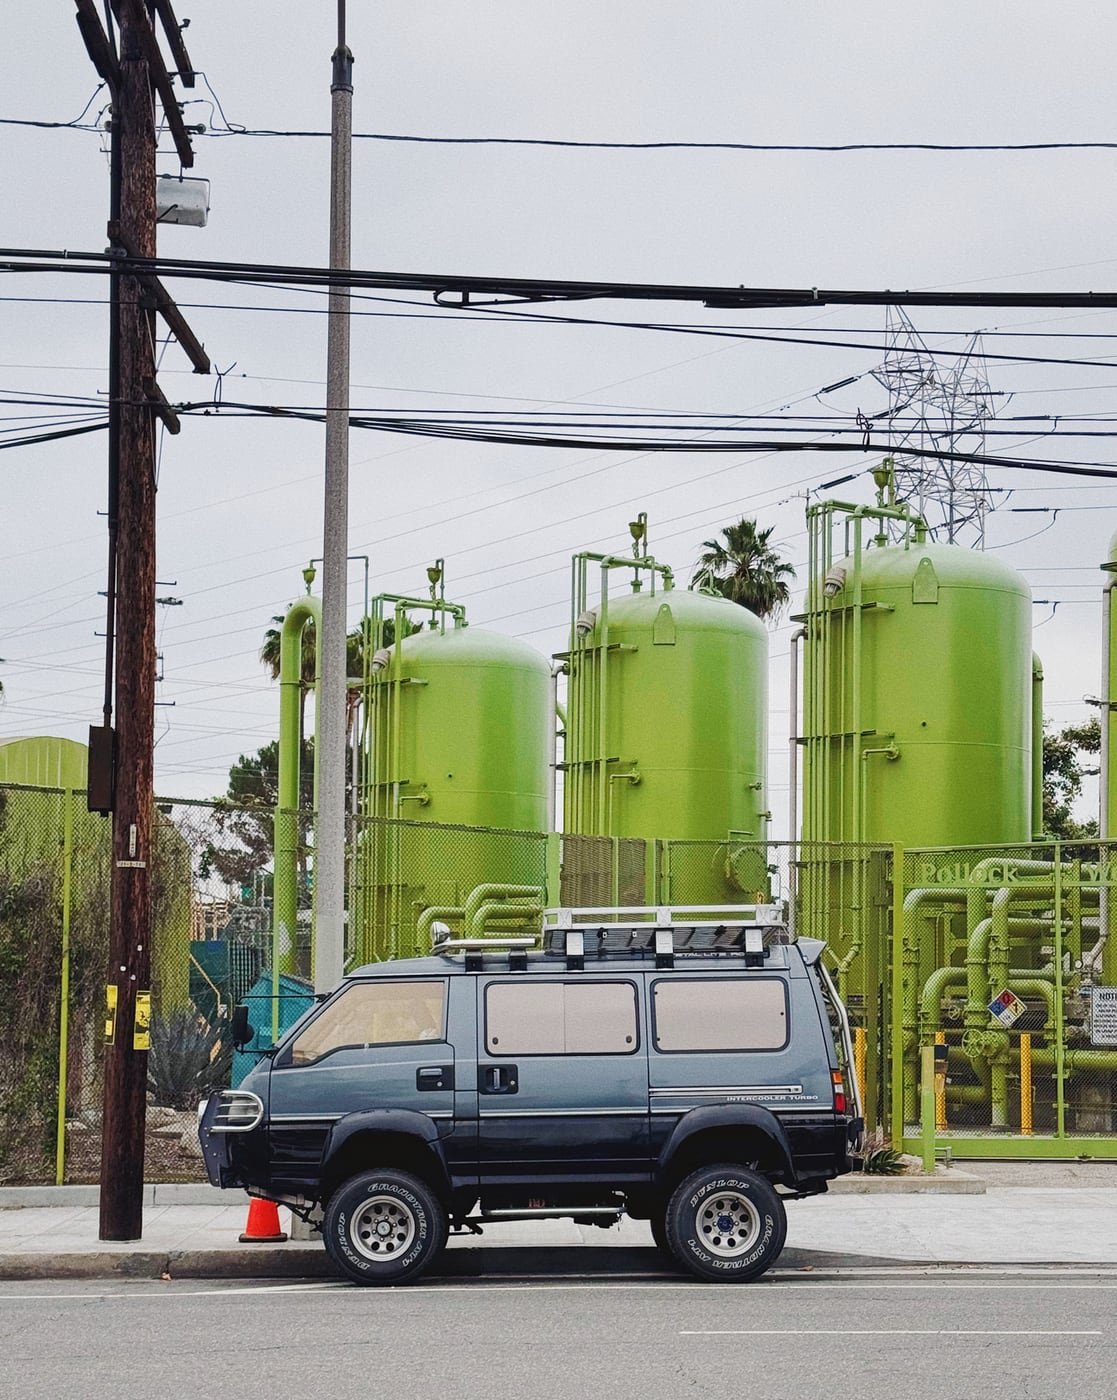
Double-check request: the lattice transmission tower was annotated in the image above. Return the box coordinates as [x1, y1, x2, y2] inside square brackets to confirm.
[870, 306, 997, 546]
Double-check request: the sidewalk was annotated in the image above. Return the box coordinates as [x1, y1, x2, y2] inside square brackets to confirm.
[1, 1165, 1115, 1280]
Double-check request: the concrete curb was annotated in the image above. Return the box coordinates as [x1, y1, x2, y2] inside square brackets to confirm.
[0, 1246, 330, 1282]
[830, 1171, 985, 1195]
[3, 1243, 1116, 1283]
[0, 1185, 235, 1209]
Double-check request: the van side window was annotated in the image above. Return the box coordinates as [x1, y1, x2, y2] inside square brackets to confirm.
[652, 978, 788, 1052]
[290, 980, 446, 1065]
[486, 981, 638, 1055]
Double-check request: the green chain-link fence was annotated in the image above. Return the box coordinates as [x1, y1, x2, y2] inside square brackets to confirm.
[2, 780, 1115, 1183]
[896, 842, 1117, 1158]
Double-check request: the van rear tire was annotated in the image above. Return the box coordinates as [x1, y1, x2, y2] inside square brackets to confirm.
[665, 1164, 786, 1283]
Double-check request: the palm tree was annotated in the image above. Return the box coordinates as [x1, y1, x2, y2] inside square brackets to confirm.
[260, 614, 401, 735]
[692, 519, 796, 622]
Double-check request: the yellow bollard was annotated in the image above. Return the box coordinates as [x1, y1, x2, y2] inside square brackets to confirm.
[935, 1031, 947, 1130]
[920, 1045, 937, 1174]
[1020, 1032, 1033, 1136]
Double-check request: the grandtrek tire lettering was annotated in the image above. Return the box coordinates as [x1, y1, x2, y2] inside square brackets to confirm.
[323, 1169, 447, 1286]
[666, 1162, 787, 1284]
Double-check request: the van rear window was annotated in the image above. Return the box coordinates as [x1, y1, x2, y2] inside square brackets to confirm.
[652, 977, 788, 1052]
[486, 980, 638, 1056]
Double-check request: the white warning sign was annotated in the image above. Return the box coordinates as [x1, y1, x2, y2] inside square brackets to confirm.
[1090, 987, 1117, 1047]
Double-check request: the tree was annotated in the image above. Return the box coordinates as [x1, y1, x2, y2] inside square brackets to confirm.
[1042, 716, 1100, 840]
[692, 519, 796, 621]
[260, 613, 410, 735]
[202, 739, 314, 890]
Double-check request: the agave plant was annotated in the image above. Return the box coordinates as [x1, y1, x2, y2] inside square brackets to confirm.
[860, 1143, 907, 1176]
[147, 1009, 233, 1110]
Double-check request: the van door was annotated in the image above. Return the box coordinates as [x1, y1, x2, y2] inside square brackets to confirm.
[268, 977, 458, 1184]
[476, 975, 649, 1185]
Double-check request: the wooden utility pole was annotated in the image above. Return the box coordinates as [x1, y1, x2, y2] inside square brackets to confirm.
[74, 0, 209, 1240]
[99, 7, 157, 1242]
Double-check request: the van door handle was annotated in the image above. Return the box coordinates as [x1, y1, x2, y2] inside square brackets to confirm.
[479, 1064, 518, 1095]
[416, 1065, 454, 1092]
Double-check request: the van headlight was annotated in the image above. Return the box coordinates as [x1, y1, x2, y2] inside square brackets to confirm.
[210, 1090, 264, 1133]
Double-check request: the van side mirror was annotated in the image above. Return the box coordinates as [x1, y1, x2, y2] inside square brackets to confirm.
[231, 1004, 253, 1051]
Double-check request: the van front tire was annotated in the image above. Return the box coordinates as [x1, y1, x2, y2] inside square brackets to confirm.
[324, 1169, 447, 1285]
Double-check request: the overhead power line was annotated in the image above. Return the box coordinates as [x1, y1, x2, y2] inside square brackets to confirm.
[3, 245, 1117, 312]
[5, 113, 1117, 153]
[168, 399, 1117, 477]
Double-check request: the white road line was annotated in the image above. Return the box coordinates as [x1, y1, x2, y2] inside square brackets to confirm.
[4, 1278, 1117, 1301]
[681, 1329, 1103, 1337]
[0, 1282, 347, 1301]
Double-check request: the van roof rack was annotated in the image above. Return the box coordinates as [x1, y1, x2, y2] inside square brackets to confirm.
[428, 906, 789, 972]
[431, 933, 538, 971]
[542, 905, 787, 969]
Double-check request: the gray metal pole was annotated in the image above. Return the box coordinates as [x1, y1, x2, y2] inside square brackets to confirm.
[316, 10, 353, 994]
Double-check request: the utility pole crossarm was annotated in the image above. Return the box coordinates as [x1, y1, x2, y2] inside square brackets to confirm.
[114, 0, 194, 167]
[74, 0, 120, 89]
[108, 222, 210, 374]
[141, 375, 181, 433]
[153, 0, 195, 86]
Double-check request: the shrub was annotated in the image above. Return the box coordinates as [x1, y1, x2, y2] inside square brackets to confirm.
[147, 1009, 232, 1110]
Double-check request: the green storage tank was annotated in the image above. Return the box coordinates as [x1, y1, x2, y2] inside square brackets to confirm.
[802, 536, 1033, 847]
[370, 624, 551, 831]
[564, 578, 769, 903]
[359, 620, 551, 959]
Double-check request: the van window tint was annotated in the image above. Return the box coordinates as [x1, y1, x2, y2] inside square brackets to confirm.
[652, 978, 787, 1052]
[290, 980, 446, 1065]
[486, 981, 637, 1055]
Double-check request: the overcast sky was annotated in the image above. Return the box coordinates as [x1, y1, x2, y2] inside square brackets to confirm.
[3, 1, 1117, 832]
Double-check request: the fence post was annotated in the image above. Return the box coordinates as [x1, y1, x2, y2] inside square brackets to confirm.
[54, 788, 74, 1186]
[545, 831, 561, 909]
[1053, 843, 1066, 1138]
[889, 843, 906, 1151]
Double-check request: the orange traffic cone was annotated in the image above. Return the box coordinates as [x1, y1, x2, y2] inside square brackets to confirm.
[239, 1197, 288, 1243]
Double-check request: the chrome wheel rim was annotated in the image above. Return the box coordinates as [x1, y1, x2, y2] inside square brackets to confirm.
[350, 1194, 417, 1262]
[698, 1190, 761, 1258]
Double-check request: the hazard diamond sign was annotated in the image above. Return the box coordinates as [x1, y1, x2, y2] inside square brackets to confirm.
[989, 989, 1026, 1028]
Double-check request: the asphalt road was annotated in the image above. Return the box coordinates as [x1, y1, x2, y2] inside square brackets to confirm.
[0, 1263, 1112, 1400]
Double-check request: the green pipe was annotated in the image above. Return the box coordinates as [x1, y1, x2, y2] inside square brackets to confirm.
[462, 883, 544, 931]
[1032, 655, 1045, 841]
[921, 967, 1056, 1036]
[467, 901, 543, 939]
[274, 593, 321, 1022]
[1032, 1046, 1117, 1072]
[1053, 850, 1067, 1137]
[900, 878, 1088, 1123]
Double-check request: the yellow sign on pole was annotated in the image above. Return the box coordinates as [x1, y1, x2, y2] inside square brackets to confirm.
[104, 984, 118, 1044]
[133, 990, 152, 1051]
